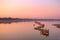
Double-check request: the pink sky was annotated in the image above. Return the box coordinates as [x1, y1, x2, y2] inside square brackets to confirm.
[0, 0, 60, 19]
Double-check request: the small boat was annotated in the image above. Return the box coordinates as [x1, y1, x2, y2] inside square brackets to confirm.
[53, 24, 60, 28]
[33, 21, 45, 28]
[40, 24, 44, 28]
[34, 27, 41, 30]
[40, 29, 49, 37]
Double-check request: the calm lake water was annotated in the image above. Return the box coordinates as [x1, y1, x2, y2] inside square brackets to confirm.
[0, 21, 60, 40]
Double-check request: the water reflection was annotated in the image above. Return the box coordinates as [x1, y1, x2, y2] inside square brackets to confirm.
[53, 24, 60, 28]
[33, 21, 49, 37]
[0, 21, 60, 40]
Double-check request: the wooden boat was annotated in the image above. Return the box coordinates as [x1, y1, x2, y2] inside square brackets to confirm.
[33, 21, 45, 29]
[53, 24, 60, 28]
[40, 29, 49, 37]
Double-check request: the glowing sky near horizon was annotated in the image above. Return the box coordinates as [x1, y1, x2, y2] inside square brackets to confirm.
[0, 0, 60, 18]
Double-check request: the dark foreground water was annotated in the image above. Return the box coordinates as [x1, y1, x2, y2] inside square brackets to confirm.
[0, 21, 60, 40]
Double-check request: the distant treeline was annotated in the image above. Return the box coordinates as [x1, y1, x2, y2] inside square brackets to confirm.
[0, 18, 33, 21]
[0, 18, 60, 24]
[0, 18, 19, 20]
[0, 18, 34, 24]
[0, 18, 60, 21]
[0, 18, 35, 22]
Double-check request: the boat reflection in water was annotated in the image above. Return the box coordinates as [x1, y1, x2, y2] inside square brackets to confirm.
[33, 21, 49, 37]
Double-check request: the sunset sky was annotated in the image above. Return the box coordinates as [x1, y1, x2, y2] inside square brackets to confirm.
[0, 0, 60, 19]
